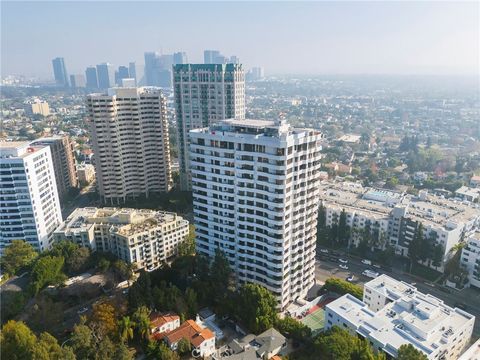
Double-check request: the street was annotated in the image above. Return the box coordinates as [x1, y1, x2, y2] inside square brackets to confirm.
[314, 252, 480, 338]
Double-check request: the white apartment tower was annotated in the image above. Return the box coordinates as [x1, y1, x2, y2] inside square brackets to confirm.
[87, 87, 172, 204]
[173, 64, 245, 190]
[0, 141, 63, 255]
[190, 119, 323, 309]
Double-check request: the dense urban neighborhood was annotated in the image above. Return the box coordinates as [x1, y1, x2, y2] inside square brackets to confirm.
[2, 2, 480, 360]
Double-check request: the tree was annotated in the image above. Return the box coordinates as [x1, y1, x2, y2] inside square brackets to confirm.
[177, 337, 192, 355]
[146, 341, 180, 360]
[315, 326, 385, 360]
[397, 344, 428, 360]
[178, 224, 196, 256]
[97, 258, 111, 272]
[1, 320, 37, 360]
[236, 284, 277, 334]
[90, 302, 117, 338]
[112, 260, 133, 283]
[407, 224, 424, 272]
[132, 306, 151, 341]
[337, 209, 349, 246]
[275, 317, 312, 344]
[128, 270, 152, 310]
[34, 332, 76, 360]
[71, 320, 95, 359]
[66, 246, 91, 274]
[0, 240, 38, 275]
[114, 341, 133, 360]
[1, 320, 73, 360]
[323, 278, 363, 300]
[118, 316, 136, 343]
[185, 287, 198, 318]
[95, 335, 116, 360]
[431, 244, 444, 268]
[30, 255, 66, 294]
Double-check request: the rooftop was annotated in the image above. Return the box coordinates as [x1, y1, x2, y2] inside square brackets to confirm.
[327, 276, 475, 357]
[164, 320, 214, 348]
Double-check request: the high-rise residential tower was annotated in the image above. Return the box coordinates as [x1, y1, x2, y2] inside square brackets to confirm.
[173, 63, 245, 190]
[52, 57, 69, 87]
[87, 87, 172, 204]
[85, 66, 98, 89]
[0, 141, 63, 255]
[203, 50, 221, 64]
[115, 66, 130, 85]
[31, 136, 78, 200]
[189, 119, 323, 309]
[70, 74, 86, 88]
[96, 63, 115, 89]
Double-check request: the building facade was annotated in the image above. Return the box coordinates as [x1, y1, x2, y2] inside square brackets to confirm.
[85, 66, 98, 89]
[52, 57, 69, 87]
[320, 182, 480, 272]
[174, 63, 245, 190]
[87, 87, 172, 204]
[1, 141, 63, 255]
[77, 163, 95, 186]
[460, 232, 480, 289]
[190, 119, 322, 309]
[325, 275, 475, 360]
[53, 207, 189, 271]
[31, 136, 78, 200]
[96, 63, 115, 89]
[27, 99, 50, 117]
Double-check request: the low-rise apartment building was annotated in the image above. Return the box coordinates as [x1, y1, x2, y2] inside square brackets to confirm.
[53, 207, 189, 271]
[320, 181, 480, 271]
[460, 232, 480, 289]
[325, 275, 475, 359]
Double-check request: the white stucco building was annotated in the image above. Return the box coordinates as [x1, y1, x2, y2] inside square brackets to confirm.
[460, 232, 480, 289]
[53, 207, 189, 271]
[325, 275, 475, 359]
[1, 141, 62, 255]
[190, 119, 323, 309]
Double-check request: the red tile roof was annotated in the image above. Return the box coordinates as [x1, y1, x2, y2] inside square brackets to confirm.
[149, 312, 180, 330]
[164, 320, 214, 347]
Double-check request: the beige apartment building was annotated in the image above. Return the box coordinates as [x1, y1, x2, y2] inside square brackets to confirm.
[87, 87, 172, 204]
[31, 136, 78, 199]
[54, 207, 189, 271]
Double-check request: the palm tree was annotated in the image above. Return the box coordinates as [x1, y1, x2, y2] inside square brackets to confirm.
[133, 306, 151, 341]
[118, 316, 135, 343]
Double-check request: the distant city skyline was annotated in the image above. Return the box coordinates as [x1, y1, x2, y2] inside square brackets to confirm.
[1, 1, 479, 78]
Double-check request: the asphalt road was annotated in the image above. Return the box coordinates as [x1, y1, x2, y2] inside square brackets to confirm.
[314, 252, 480, 338]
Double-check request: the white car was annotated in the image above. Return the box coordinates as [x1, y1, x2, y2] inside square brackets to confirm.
[77, 307, 89, 314]
[339, 264, 349, 270]
[362, 270, 379, 279]
[319, 249, 329, 254]
[339, 258, 348, 264]
[361, 259, 372, 265]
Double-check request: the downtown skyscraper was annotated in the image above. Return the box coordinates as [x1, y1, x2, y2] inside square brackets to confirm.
[87, 87, 172, 204]
[189, 119, 323, 309]
[52, 57, 69, 87]
[173, 63, 245, 190]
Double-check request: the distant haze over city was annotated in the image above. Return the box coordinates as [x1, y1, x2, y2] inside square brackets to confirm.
[2, 1, 478, 78]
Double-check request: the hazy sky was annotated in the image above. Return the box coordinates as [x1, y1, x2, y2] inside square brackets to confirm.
[2, 1, 479, 78]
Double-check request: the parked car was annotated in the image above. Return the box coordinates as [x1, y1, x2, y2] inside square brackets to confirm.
[339, 258, 348, 264]
[361, 259, 372, 265]
[77, 307, 89, 314]
[319, 248, 329, 254]
[425, 281, 435, 287]
[339, 264, 349, 270]
[346, 275, 355, 282]
[362, 270, 380, 279]
[373, 264, 381, 269]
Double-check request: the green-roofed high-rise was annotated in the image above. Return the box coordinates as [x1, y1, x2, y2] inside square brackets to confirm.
[173, 63, 245, 190]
